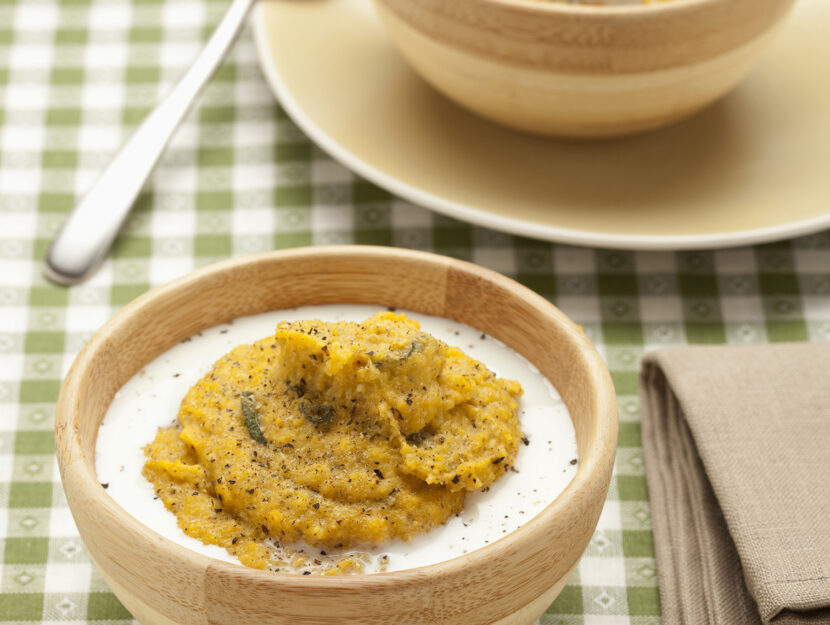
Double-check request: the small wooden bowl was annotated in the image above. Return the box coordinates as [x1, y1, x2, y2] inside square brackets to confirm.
[55, 247, 617, 625]
[374, 0, 796, 138]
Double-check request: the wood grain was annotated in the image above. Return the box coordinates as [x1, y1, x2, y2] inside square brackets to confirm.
[55, 247, 617, 625]
[374, 0, 795, 137]
[378, 0, 794, 73]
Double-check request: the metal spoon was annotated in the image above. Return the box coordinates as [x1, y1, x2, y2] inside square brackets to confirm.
[44, 0, 256, 285]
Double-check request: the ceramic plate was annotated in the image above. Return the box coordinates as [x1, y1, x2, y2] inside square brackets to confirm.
[253, 0, 830, 249]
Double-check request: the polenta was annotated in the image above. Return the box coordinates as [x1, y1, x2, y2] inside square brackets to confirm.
[143, 312, 523, 573]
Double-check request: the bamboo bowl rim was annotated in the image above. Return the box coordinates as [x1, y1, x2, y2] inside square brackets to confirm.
[479, 0, 716, 18]
[56, 246, 617, 591]
[377, 0, 796, 76]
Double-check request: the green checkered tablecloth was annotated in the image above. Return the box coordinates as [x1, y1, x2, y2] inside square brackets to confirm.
[1, 0, 829, 623]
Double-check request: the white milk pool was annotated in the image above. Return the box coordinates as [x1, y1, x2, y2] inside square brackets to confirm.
[96, 305, 578, 573]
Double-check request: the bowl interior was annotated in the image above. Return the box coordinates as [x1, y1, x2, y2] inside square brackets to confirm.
[56, 246, 617, 625]
[69, 247, 613, 466]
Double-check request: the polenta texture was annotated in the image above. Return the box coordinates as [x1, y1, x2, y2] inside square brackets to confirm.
[144, 312, 523, 573]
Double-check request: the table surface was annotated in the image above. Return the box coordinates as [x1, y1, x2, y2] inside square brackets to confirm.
[1, 1, 829, 623]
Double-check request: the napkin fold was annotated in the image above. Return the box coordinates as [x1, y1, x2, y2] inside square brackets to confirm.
[639, 344, 830, 625]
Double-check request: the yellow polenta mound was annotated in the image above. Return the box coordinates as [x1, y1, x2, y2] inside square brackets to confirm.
[143, 312, 523, 573]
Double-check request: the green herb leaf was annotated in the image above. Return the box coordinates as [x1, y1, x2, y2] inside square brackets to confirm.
[375, 337, 425, 368]
[300, 402, 335, 426]
[241, 391, 267, 444]
[405, 427, 430, 445]
[400, 338, 424, 361]
[290, 384, 305, 398]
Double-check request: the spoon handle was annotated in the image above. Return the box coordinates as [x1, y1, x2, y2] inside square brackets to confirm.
[45, 0, 257, 285]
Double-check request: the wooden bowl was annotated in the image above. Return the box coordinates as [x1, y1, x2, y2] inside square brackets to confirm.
[55, 246, 617, 625]
[374, 0, 796, 138]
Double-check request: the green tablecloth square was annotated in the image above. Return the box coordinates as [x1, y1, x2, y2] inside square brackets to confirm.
[0, 592, 45, 620]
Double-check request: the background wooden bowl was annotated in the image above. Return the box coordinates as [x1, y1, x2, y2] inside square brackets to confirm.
[374, 0, 796, 138]
[55, 246, 617, 625]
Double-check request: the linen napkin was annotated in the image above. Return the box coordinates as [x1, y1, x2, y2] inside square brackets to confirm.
[639, 343, 830, 625]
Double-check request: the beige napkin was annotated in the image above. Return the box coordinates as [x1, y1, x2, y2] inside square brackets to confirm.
[639, 344, 830, 625]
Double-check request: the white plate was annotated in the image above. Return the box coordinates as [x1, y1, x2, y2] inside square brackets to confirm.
[253, 0, 830, 250]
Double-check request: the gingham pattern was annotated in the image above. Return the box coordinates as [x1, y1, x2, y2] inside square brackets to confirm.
[2, 0, 830, 622]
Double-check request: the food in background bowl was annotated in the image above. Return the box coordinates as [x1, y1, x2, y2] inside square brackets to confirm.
[56, 247, 617, 625]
